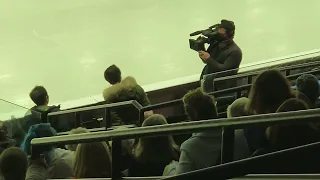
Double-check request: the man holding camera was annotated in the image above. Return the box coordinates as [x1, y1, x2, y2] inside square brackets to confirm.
[198, 20, 242, 90]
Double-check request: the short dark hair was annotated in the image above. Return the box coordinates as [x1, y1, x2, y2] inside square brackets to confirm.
[296, 74, 319, 105]
[277, 98, 309, 113]
[183, 88, 218, 121]
[0, 147, 28, 180]
[220, 19, 235, 37]
[104, 65, 121, 85]
[29, 86, 48, 106]
[247, 69, 295, 114]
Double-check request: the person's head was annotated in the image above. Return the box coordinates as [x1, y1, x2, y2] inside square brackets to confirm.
[270, 98, 309, 150]
[247, 69, 295, 114]
[73, 141, 111, 178]
[217, 19, 235, 40]
[104, 65, 122, 85]
[183, 88, 218, 121]
[296, 74, 319, 105]
[0, 147, 28, 180]
[29, 86, 49, 106]
[276, 98, 309, 113]
[134, 114, 178, 163]
[65, 127, 89, 151]
[227, 97, 250, 118]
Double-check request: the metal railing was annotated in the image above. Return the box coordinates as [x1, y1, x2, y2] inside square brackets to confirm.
[163, 141, 320, 180]
[48, 100, 142, 132]
[32, 108, 320, 180]
[139, 68, 320, 123]
[214, 60, 320, 85]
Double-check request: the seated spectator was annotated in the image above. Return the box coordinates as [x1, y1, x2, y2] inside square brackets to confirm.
[0, 147, 28, 180]
[245, 69, 295, 153]
[227, 97, 249, 118]
[176, 88, 221, 174]
[103, 65, 152, 125]
[296, 74, 320, 108]
[267, 98, 320, 151]
[73, 141, 112, 178]
[26, 154, 73, 180]
[22, 86, 60, 134]
[226, 97, 250, 160]
[65, 127, 89, 151]
[128, 114, 179, 177]
[0, 121, 15, 153]
[21, 123, 74, 178]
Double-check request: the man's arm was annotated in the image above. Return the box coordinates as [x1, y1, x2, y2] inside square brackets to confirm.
[207, 50, 242, 72]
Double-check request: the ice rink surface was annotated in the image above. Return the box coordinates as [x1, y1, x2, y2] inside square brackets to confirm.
[0, 0, 320, 117]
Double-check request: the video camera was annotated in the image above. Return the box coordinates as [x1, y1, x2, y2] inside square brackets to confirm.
[189, 24, 220, 51]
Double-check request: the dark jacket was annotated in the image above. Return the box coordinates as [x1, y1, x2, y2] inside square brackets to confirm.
[201, 40, 242, 91]
[103, 76, 151, 125]
[22, 105, 60, 134]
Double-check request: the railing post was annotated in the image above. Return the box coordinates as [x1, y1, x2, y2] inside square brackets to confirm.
[248, 75, 253, 84]
[221, 127, 235, 163]
[75, 113, 80, 127]
[236, 90, 242, 99]
[111, 139, 122, 180]
[139, 108, 145, 126]
[105, 108, 111, 129]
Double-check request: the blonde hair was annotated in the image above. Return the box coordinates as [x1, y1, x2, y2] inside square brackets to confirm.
[227, 97, 249, 118]
[134, 114, 179, 163]
[65, 127, 89, 151]
[73, 141, 112, 178]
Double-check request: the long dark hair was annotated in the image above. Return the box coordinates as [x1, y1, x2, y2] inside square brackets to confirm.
[247, 69, 295, 114]
[134, 114, 179, 163]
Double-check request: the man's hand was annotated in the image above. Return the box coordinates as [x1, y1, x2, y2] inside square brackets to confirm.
[198, 51, 210, 61]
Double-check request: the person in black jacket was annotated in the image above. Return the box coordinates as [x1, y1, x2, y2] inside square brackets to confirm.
[22, 86, 60, 134]
[198, 19, 242, 91]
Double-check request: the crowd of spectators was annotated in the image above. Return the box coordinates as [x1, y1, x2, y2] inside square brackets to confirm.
[0, 64, 319, 179]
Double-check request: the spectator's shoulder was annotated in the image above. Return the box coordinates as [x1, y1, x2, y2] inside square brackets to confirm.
[232, 41, 242, 54]
[103, 76, 138, 101]
[180, 135, 199, 152]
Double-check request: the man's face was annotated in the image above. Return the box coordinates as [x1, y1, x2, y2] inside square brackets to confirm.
[218, 28, 226, 35]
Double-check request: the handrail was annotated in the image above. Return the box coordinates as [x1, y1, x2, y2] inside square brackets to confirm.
[162, 141, 320, 180]
[201, 50, 320, 80]
[48, 100, 142, 116]
[214, 60, 320, 83]
[31, 108, 320, 146]
[47, 100, 142, 132]
[139, 68, 320, 122]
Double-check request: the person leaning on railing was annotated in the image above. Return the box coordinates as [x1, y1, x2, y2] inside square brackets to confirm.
[20, 123, 74, 179]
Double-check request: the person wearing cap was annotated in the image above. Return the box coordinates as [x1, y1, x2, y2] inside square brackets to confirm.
[199, 19, 242, 90]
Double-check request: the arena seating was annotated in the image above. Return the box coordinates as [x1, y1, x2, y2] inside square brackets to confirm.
[2, 54, 320, 180]
[32, 108, 320, 179]
[214, 60, 320, 88]
[39, 59, 320, 141]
